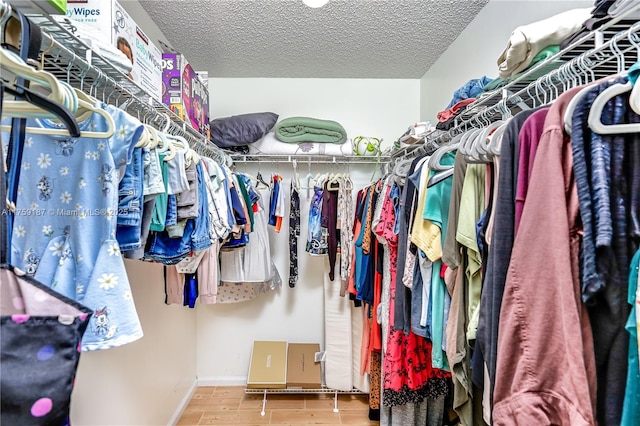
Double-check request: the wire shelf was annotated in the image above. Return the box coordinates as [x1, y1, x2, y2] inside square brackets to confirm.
[390, 4, 640, 156]
[244, 387, 365, 394]
[8, 10, 231, 165]
[230, 153, 390, 165]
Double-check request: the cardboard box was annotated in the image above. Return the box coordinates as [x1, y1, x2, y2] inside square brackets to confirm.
[66, 0, 163, 101]
[161, 52, 189, 120]
[287, 343, 322, 389]
[161, 48, 210, 137]
[247, 341, 287, 389]
[188, 67, 210, 137]
[196, 71, 211, 139]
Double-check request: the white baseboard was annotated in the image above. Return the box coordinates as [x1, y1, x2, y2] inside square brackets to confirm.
[198, 376, 247, 386]
[167, 379, 198, 426]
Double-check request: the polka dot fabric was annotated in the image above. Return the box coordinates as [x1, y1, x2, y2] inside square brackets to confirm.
[1, 266, 92, 425]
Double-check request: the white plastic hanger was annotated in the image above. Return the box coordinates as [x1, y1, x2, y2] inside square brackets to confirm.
[626, 28, 640, 115]
[630, 79, 640, 115]
[587, 79, 640, 134]
[472, 120, 503, 160]
[428, 133, 463, 171]
[1, 92, 115, 139]
[488, 119, 510, 156]
[1, 48, 67, 106]
[2, 48, 115, 138]
[458, 128, 482, 157]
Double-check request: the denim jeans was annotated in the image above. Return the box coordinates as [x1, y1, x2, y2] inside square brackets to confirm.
[165, 194, 178, 227]
[143, 148, 164, 197]
[145, 162, 212, 264]
[116, 147, 144, 251]
[190, 162, 212, 252]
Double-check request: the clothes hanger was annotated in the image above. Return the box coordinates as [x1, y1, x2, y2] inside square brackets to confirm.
[626, 30, 640, 115]
[461, 117, 492, 163]
[392, 157, 413, 179]
[486, 98, 512, 155]
[255, 171, 269, 189]
[137, 125, 153, 149]
[426, 134, 463, 187]
[147, 115, 168, 149]
[488, 120, 510, 156]
[301, 173, 315, 188]
[630, 73, 640, 115]
[156, 130, 177, 161]
[427, 133, 463, 171]
[587, 78, 639, 134]
[1, 83, 114, 139]
[564, 83, 596, 135]
[458, 127, 482, 157]
[1, 80, 81, 137]
[470, 119, 503, 161]
[2, 47, 115, 139]
[0, 48, 67, 106]
[167, 133, 200, 165]
[291, 159, 301, 191]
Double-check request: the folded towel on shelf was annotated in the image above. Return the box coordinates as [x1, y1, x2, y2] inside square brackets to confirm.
[484, 45, 561, 91]
[273, 117, 348, 144]
[249, 132, 353, 156]
[496, 8, 592, 79]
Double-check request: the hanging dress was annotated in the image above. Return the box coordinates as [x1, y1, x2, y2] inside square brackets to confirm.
[376, 182, 449, 407]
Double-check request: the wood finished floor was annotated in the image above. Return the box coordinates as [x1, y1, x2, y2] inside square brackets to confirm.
[176, 386, 379, 425]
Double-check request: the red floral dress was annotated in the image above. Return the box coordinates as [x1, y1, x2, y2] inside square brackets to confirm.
[376, 182, 449, 406]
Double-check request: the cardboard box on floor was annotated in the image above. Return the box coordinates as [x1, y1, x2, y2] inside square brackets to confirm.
[247, 341, 287, 389]
[287, 343, 322, 389]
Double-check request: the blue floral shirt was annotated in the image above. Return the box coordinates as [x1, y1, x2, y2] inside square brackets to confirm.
[3, 104, 145, 351]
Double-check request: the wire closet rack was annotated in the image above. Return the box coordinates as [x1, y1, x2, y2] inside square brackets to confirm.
[390, 2, 640, 160]
[2, 3, 232, 166]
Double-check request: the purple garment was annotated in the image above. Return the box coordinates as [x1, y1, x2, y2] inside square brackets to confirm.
[514, 108, 550, 233]
[321, 181, 339, 281]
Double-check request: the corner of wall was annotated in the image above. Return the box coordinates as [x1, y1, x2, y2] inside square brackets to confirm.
[167, 379, 198, 426]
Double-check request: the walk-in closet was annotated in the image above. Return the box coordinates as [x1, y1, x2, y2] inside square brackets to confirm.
[1, 1, 639, 425]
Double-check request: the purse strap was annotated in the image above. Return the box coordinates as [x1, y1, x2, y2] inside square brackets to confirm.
[3, 9, 40, 265]
[0, 82, 8, 265]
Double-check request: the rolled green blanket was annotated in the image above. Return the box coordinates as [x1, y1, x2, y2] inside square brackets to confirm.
[273, 117, 347, 144]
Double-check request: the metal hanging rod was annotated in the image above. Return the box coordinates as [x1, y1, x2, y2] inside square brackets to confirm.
[231, 153, 390, 165]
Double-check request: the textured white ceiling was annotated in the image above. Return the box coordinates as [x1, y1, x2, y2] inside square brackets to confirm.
[139, 0, 489, 78]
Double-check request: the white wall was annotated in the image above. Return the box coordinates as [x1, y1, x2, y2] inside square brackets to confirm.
[420, 0, 593, 124]
[209, 78, 421, 151]
[197, 78, 420, 383]
[71, 261, 197, 426]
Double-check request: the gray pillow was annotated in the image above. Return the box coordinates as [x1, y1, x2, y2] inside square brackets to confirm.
[210, 112, 278, 148]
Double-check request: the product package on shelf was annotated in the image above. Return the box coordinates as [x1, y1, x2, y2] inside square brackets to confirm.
[160, 42, 210, 138]
[66, 0, 162, 101]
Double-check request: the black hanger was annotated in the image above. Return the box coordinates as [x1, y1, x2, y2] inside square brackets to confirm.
[256, 171, 270, 188]
[427, 168, 454, 188]
[3, 80, 81, 137]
